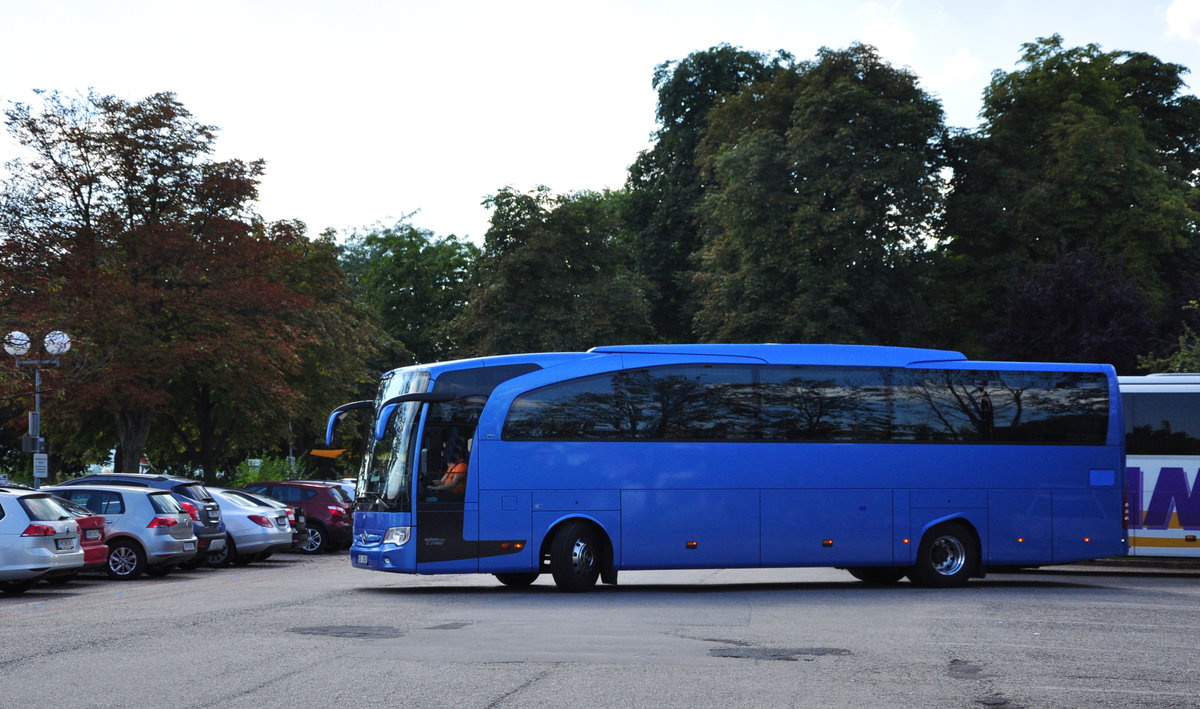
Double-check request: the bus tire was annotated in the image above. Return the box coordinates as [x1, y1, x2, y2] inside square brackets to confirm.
[911, 521, 977, 588]
[846, 567, 906, 584]
[550, 521, 601, 592]
[495, 572, 540, 588]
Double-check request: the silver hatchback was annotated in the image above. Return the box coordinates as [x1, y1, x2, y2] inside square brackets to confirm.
[44, 485, 198, 579]
[0, 489, 84, 594]
[208, 488, 293, 565]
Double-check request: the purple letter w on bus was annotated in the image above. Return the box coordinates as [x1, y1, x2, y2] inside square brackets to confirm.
[1143, 467, 1200, 530]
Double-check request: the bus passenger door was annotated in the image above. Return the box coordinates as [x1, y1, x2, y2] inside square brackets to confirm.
[414, 425, 478, 572]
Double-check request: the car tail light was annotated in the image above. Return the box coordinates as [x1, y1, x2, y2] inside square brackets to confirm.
[180, 501, 200, 521]
[147, 516, 178, 528]
[248, 515, 274, 528]
[22, 524, 57, 536]
[329, 505, 347, 520]
[285, 508, 296, 524]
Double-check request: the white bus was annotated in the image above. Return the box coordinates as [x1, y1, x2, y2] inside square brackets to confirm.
[1120, 374, 1200, 557]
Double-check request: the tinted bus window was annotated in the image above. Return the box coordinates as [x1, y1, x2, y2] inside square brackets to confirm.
[504, 365, 757, 440]
[1123, 391, 1200, 455]
[506, 365, 1109, 445]
[757, 366, 889, 441]
[893, 371, 1109, 444]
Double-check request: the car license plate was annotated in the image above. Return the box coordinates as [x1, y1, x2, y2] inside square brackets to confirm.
[56, 539, 75, 550]
[184, 542, 196, 552]
[208, 538, 225, 551]
[357, 554, 368, 565]
[84, 529, 101, 540]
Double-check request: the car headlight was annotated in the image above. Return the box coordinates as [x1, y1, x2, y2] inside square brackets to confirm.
[382, 526, 411, 546]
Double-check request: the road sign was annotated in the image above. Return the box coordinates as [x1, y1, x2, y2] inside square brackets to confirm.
[33, 453, 48, 479]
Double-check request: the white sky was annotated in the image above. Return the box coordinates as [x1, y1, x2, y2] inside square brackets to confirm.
[3, 0, 1200, 243]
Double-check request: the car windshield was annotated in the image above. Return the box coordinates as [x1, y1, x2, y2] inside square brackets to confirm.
[219, 492, 262, 510]
[20, 494, 72, 521]
[174, 483, 214, 501]
[149, 492, 184, 514]
[327, 486, 353, 504]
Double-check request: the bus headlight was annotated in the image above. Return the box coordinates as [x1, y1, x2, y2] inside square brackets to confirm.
[383, 526, 411, 546]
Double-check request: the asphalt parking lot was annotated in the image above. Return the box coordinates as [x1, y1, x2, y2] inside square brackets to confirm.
[4, 553, 1200, 707]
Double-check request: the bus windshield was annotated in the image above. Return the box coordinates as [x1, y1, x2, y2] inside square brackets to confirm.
[359, 370, 431, 512]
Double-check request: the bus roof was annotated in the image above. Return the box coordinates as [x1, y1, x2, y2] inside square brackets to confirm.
[588, 344, 968, 367]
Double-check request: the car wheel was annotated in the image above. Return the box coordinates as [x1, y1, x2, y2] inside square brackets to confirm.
[301, 524, 328, 553]
[1, 580, 32, 595]
[550, 521, 601, 592]
[145, 564, 175, 578]
[106, 540, 147, 579]
[495, 572, 540, 588]
[207, 535, 233, 566]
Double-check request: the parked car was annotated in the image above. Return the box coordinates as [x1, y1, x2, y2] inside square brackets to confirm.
[241, 481, 352, 553]
[43, 495, 108, 583]
[219, 489, 309, 553]
[55, 473, 225, 566]
[314, 479, 356, 501]
[44, 485, 198, 579]
[207, 488, 293, 566]
[0, 488, 84, 594]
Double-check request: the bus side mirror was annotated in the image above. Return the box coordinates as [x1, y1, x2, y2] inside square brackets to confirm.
[325, 400, 373, 447]
[373, 392, 456, 441]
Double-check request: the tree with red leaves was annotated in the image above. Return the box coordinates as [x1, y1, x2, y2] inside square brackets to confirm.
[0, 91, 373, 478]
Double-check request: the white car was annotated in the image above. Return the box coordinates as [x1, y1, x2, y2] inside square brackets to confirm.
[207, 488, 293, 565]
[0, 488, 84, 594]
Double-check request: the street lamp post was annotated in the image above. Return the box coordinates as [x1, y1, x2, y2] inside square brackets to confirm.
[4, 330, 71, 489]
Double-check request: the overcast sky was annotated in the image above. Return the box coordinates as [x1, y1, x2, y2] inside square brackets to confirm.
[3, 0, 1200, 243]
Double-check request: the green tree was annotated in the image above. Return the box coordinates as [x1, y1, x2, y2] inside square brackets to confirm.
[453, 187, 654, 355]
[943, 36, 1200, 355]
[342, 219, 478, 362]
[625, 44, 791, 342]
[692, 44, 946, 345]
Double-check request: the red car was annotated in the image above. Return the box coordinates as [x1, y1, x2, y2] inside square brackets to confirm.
[48, 495, 108, 580]
[241, 481, 353, 553]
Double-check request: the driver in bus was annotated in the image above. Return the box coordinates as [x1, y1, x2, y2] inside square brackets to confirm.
[428, 438, 469, 495]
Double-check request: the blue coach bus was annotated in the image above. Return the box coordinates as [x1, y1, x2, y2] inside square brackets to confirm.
[328, 344, 1125, 592]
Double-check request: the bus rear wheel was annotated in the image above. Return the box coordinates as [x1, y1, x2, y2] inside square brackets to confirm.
[846, 567, 906, 584]
[550, 521, 601, 592]
[910, 521, 977, 588]
[495, 572, 540, 588]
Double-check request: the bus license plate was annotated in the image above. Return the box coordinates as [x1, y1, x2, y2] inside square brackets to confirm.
[357, 554, 368, 565]
[56, 539, 75, 550]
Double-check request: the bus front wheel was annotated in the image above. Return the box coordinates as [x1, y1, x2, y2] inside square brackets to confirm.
[910, 521, 978, 588]
[550, 521, 601, 592]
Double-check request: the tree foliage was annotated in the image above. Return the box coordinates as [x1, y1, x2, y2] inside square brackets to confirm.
[943, 35, 1200, 356]
[625, 44, 792, 342]
[692, 44, 946, 345]
[342, 220, 478, 362]
[0, 91, 379, 477]
[453, 187, 653, 355]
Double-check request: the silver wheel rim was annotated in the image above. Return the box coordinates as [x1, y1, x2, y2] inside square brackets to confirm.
[571, 538, 595, 576]
[303, 529, 322, 552]
[930, 535, 966, 576]
[111, 546, 138, 575]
